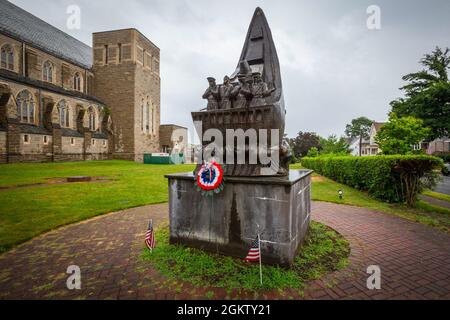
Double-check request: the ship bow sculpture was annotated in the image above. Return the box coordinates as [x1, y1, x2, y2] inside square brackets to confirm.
[192, 7, 290, 177]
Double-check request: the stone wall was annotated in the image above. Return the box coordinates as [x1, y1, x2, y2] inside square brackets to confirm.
[167, 170, 313, 266]
[159, 124, 188, 153]
[0, 131, 6, 163]
[0, 80, 103, 132]
[1, 132, 108, 163]
[93, 29, 160, 162]
[0, 34, 93, 94]
[86, 138, 109, 160]
[93, 30, 136, 159]
[61, 136, 83, 155]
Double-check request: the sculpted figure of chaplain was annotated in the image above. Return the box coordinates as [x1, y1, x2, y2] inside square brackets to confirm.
[250, 72, 275, 107]
[231, 74, 253, 109]
[219, 76, 234, 109]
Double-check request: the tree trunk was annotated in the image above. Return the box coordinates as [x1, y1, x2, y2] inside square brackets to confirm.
[359, 135, 362, 156]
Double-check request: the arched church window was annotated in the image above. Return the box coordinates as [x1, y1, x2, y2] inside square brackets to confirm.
[73, 72, 82, 91]
[88, 106, 96, 131]
[1, 44, 14, 71]
[16, 90, 35, 124]
[43, 61, 54, 82]
[57, 100, 70, 127]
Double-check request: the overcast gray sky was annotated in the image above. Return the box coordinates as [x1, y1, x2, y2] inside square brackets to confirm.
[10, 0, 450, 139]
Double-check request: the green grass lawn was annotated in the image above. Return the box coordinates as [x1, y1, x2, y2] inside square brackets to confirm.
[0, 161, 194, 253]
[141, 222, 349, 291]
[0, 161, 448, 254]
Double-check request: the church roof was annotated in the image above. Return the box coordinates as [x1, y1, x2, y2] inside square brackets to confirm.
[0, 0, 92, 69]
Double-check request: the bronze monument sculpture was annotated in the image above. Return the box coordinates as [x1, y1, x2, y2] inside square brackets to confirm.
[193, 8, 291, 177]
[166, 8, 312, 266]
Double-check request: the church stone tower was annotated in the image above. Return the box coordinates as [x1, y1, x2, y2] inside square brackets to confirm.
[92, 28, 161, 162]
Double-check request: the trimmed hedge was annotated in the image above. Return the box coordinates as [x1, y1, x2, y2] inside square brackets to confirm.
[302, 155, 443, 206]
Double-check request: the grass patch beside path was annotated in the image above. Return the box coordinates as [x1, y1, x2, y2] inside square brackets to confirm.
[141, 222, 350, 291]
[416, 200, 450, 215]
[291, 164, 450, 233]
[0, 161, 194, 253]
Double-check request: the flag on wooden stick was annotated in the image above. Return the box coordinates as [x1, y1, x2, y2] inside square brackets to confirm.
[145, 219, 156, 251]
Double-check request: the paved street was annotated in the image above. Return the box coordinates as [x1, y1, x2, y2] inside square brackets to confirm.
[434, 175, 450, 196]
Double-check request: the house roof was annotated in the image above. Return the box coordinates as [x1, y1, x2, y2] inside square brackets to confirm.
[372, 122, 385, 132]
[0, 0, 92, 69]
[349, 137, 370, 145]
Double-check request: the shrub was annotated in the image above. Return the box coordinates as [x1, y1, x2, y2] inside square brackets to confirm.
[434, 152, 450, 164]
[290, 153, 299, 164]
[442, 166, 449, 176]
[301, 155, 443, 206]
[306, 147, 319, 157]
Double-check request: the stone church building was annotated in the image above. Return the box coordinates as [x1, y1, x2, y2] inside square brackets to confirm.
[0, 1, 162, 163]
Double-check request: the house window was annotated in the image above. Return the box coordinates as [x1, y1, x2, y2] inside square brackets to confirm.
[92, 139, 95, 145]
[43, 135, 48, 145]
[17, 90, 35, 124]
[23, 134, 30, 144]
[42, 61, 54, 82]
[57, 100, 70, 128]
[103, 140, 106, 146]
[70, 138, 75, 146]
[1, 44, 14, 71]
[73, 72, 82, 91]
[88, 106, 96, 131]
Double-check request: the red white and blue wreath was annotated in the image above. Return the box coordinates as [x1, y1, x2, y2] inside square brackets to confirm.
[195, 161, 225, 196]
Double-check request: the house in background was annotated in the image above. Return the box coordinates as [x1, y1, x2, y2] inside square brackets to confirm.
[364, 122, 385, 155]
[349, 136, 370, 156]
[424, 137, 450, 155]
[349, 122, 385, 156]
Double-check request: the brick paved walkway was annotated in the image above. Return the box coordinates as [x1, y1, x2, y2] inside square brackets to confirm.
[0, 202, 449, 300]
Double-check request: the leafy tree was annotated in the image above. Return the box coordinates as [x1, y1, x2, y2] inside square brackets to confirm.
[319, 135, 351, 155]
[289, 131, 321, 158]
[345, 117, 373, 156]
[306, 147, 319, 157]
[391, 46, 450, 140]
[375, 113, 431, 155]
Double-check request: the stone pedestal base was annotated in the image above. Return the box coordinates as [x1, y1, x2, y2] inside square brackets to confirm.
[165, 170, 313, 266]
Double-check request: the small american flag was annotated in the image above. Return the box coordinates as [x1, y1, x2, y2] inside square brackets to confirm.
[243, 235, 260, 262]
[145, 220, 155, 251]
